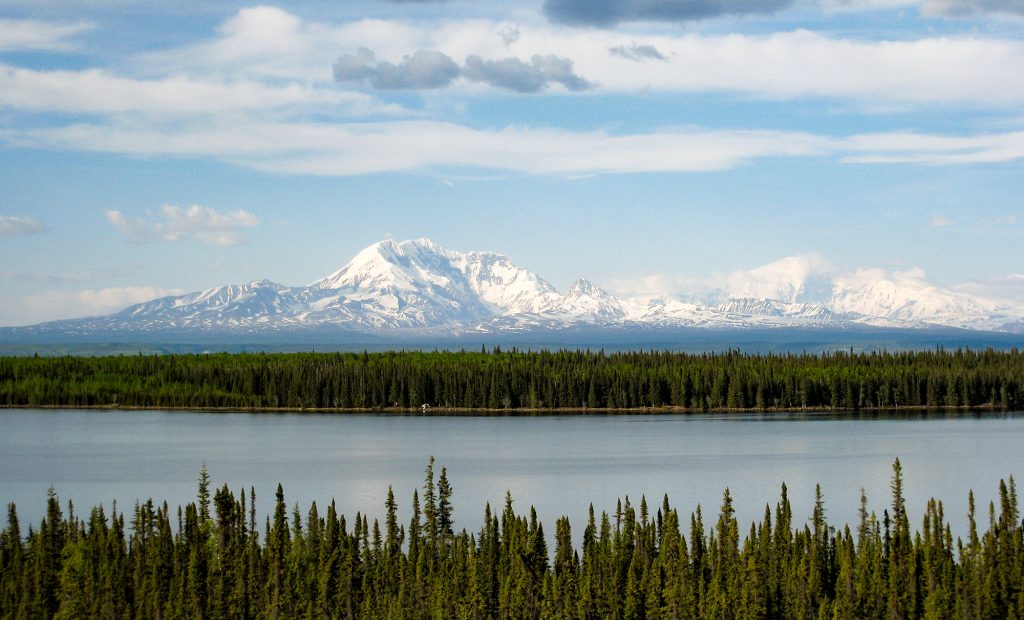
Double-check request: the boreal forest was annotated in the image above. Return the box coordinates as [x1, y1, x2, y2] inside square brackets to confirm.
[1, 348, 1021, 411]
[1, 460, 1022, 619]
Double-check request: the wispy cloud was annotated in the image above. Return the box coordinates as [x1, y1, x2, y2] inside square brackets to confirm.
[6, 117, 1024, 176]
[840, 130, 1024, 164]
[0, 18, 91, 52]
[930, 214, 956, 227]
[0, 62, 395, 117]
[4, 286, 186, 326]
[106, 205, 259, 246]
[0, 215, 46, 237]
[7, 120, 828, 175]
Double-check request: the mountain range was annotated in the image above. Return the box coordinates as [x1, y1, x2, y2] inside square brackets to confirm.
[4, 238, 1024, 342]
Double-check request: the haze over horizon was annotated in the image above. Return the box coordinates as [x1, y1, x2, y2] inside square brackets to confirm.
[1, 0, 1022, 327]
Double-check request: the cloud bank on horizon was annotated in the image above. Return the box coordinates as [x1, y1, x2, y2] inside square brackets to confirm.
[0, 0, 1021, 328]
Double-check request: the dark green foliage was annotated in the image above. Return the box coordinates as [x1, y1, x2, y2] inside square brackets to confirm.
[1, 347, 1022, 411]
[1, 462, 1023, 619]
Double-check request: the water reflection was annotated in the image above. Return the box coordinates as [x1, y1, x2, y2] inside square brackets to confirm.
[1, 409, 1021, 545]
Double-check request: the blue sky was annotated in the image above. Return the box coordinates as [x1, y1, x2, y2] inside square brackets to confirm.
[0, 0, 1023, 326]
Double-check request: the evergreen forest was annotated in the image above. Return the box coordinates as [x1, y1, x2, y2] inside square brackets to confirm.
[1, 460, 1022, 619]
[1, 348, 1022, 412]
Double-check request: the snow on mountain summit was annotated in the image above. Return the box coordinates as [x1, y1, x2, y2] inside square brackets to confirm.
[558, 278, 627, 320]
[11, 238, 1024, 336]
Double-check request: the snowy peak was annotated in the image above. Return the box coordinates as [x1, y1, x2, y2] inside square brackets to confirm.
[306, 238, 493, 327]
[832, 268, 1000, 329]
[566, 278, 602, 298]
[311, 238, 453, 292]
[11, 238, 1024, 336]
[450, 249, 560, 314]
[556, 278, 626, 320]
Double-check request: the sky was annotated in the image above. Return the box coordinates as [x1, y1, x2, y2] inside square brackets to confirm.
[0, 0, 1023, 326]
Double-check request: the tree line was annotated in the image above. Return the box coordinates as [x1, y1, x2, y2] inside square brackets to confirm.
[0, 348, 1022, 411]
[1, 460, 1022, 619]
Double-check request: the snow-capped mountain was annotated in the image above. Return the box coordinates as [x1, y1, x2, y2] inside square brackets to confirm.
[6, 238, 1024, 339]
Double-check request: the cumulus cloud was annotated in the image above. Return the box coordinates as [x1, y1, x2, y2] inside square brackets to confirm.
[333, 48, 461, 89]
[543, 0, 795, 26]
[922, 0, 1024, 16]
[105, 205, 259, 246]
[608, 43, 667, 61]
[463, 54, 591, 92]
[333, 48, 591, 92]
[0, 215, 46, 237]
[0, 18, 91, 52]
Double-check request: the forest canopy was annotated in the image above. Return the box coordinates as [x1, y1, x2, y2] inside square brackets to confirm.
[0, 460, 1021, 619]
[1, 348, 1022, 411]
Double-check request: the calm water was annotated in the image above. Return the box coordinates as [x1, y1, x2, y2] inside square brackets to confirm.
[1, 409, 1022, 541]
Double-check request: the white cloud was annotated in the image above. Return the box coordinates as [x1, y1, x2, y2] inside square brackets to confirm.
[7, 120, 829, 175]
[930, 214, 956, 227]
[105, 205, 260, 246]
[2, 7, 1024, 179]
[575, 30, 1024, 106]
[718, 253, 839, 303]
[0, 215, 46, 237]
[607, 253, 840, 305]
[3, 286, 186, 326]
[6, 116, 1024, 176]
[0, 62, 398, 117]
[138, 9, 1024, 106]
[841, 130, 1024, 163]
[606, 272, 714, 304]
[0, 18, 91, 52]
[956, 274, 1024, 303]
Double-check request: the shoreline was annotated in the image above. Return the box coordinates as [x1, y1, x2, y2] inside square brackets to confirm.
[1, 403, 1014, 415]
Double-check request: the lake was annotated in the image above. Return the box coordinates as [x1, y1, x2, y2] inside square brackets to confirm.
[1, 408, 1022, 542]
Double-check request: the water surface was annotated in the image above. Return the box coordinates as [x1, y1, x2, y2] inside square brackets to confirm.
[1, 409, 1021, 541]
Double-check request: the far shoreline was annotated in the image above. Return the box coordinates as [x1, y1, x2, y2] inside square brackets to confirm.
[1, 403, 1016, 416]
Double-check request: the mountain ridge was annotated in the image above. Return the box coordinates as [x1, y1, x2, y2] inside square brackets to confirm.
[5, 238, 1024, 339]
